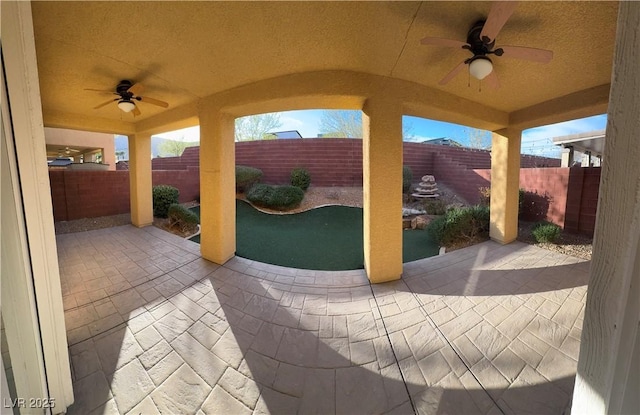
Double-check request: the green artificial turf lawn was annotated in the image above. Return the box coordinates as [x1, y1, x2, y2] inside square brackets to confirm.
[189, 200, 439, 271]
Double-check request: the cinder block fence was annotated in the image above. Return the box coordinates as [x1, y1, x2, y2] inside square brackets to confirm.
[53, 139, 598, 236]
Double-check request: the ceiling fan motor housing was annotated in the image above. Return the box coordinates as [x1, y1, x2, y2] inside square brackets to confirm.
[116, 80, 134, 100]
[467, 21, 494, 56]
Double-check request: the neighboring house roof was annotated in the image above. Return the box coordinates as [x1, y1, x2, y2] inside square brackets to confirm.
[271, 130, 303, 139]
[48, 157, 73, 166]
[423, 137, 463, 147]
[553, 129, 606, 157]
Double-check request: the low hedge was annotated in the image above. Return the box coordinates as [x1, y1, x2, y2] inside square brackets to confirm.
[427, 205, 490, 246]
[153, 185, 179, 218]
[167, 204, 199, 232]
[236, 165, 263, 192]
[423, 199, 447, 215]
[532, 221, 561, 243]
[291, 167, 311, 191]
[246, 183, 304, 211]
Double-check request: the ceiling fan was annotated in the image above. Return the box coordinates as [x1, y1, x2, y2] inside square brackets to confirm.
[420, 2, 553, 89]
[58, 146, 80, 155]
[86, 80, 169, 117]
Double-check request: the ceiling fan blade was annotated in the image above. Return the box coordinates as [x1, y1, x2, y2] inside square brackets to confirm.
[420, 37, 468, 49]
[480, 2, 518, 42]
[439, 61, 467, 85]
[85, 88, 116, 94]
[500, 45, 553, 63]
[139, 96, 169, 108]
[484, 70, 500, 89]
[127, 82, 145, 96]
[132, 106, 142, 117]
[93, 99, 116, 109]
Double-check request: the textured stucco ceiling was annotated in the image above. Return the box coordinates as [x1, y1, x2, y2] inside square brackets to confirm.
[31, 1, 618, 132]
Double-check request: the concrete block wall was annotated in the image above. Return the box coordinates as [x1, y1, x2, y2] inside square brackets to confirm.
[519, 168, 570, 226]
[235, 140, 364, 186]
[49, 171, 130, 221]
[50, 169, 200, 221]
[565, 167, 601, 235]
[53, 140, 589, 232]
[151, 140, 556, 189]
[151, 146, 200, 170]
[152, 167, 200, 203]
[475, 167, 601, 236]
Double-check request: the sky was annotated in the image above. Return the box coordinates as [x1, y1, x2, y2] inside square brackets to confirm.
[154, 110, 607, 159]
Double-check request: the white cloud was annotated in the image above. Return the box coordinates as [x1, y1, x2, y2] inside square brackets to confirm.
[279, 116, 304, 129]
[154, 126, 200, 142]
[522, 116, 606, 143]
[276, 114, 320, 137]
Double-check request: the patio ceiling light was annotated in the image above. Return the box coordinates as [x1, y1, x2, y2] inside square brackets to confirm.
[117, 100, 136, 113]
[469, 56, 493, 80]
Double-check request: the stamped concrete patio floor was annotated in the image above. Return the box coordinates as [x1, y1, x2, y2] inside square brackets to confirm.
[57, 225, 589, 415]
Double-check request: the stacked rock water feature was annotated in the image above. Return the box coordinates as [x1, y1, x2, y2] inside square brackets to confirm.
[412, 175, 440, 200]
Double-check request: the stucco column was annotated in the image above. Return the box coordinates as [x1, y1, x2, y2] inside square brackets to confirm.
[561, 146, 574, 167]
[198, 103, 236, 264]
[128, 133, 153, 227]
[489, 128, 521, 244]
[573, 2, 640, 413]
[362, 98, 403, 283]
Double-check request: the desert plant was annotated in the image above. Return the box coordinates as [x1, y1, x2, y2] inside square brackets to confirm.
[427, 205, 490, 246]
[236, 165, 263, 192]
[402, 165, 413, 194]
[291, 167, 311, 191]
[478, 187, 491, 206]
[246, 183, 304, 210]
[531, 221, 561, 243]
[423, 199, 447, 215]
[152, 185, 179, 218]
[167, 204, 199, 232]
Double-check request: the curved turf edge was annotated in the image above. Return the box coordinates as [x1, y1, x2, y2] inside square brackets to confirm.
[188, 200, 439, 271]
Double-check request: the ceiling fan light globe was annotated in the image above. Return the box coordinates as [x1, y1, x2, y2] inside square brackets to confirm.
[469, 57, 493, 80]
[117, 100, 136, 113]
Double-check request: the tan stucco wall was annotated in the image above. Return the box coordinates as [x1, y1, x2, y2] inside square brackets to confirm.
[128, 134, 153, 227]
[573, 2, 640, 413]
[45, 127, 115, 170]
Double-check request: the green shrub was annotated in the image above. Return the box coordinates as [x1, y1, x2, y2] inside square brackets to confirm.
[246, 183, 304, 210]
[168, 204, 199, 231]
[423, 199, 447, 215]
[532, 221, 561, 243]
[427, 205, 490, 246]
[153, 185, 179, 218]
[291, 167, 311, 191]
[402, 165, 413, 194]
[236, 165, 263, 192]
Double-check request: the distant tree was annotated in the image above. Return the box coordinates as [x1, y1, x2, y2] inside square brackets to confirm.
[402, 119, 415, 142]
[319, 110, 362, 138]
[115, 150, 126, 160]
[158, 136, 197, 157]
[466, 128, 492, 150]
[158, 137, 186, 157]
[319, 110, 415, 140]
[235, 113, 282, 142]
